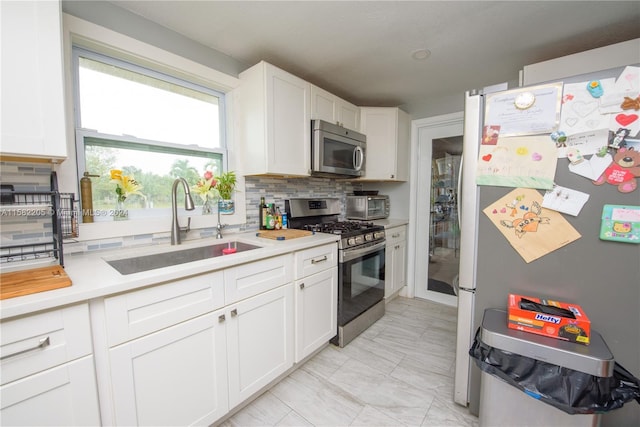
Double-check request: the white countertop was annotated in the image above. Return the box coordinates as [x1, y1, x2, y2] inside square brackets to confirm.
[0, 230, 339, 320]
[372, 218, 409, 229]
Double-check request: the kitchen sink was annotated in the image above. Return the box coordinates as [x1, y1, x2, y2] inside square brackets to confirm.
[106, 241, 261, 275]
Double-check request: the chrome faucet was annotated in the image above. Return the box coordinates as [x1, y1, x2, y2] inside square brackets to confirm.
[216, 203, 227, 239]
[171, 177, 195, 245]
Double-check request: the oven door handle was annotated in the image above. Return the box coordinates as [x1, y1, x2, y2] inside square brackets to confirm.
[341, 240, 386, 263]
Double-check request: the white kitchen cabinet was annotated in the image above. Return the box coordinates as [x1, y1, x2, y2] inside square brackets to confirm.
[0, 0, 68, 161]
[294, 243, 337, 362]
[234, 61, 311, 176]
[226, 284, 294, 407]
[101, 254, 295, 424]
[0, 304, 100, 425]
[311, 84, 360, 131]
[385, 225, 407, 299]
[359, 107, 410, 181]
[109, 311, 229, 426]
[0, 356, 100, 426]
[295, 267, 337, 362]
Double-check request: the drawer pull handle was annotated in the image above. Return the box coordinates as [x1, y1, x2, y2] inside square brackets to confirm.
[1, 336, 50, 360]
[218, 314, 226, 323]
[231, 308, 238, 317]
[392, 233, 400, 238]
[311, 256, 328, 264]
[300, 283, 305, 290]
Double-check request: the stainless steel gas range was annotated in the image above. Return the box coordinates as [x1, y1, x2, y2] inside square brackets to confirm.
[285, 198, 385, 347]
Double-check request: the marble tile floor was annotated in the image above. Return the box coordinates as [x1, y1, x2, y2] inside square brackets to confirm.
[219, 297, 479, 427]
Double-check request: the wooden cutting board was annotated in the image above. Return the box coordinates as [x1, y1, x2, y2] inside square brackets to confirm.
[256, 229, 314, 240]
[1, 265, 72, 300]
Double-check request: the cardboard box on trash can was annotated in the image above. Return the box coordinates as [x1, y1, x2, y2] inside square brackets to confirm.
[508, 294, 590, 345]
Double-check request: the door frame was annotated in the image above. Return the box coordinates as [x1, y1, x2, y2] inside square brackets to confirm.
[408, 112, 463, 306]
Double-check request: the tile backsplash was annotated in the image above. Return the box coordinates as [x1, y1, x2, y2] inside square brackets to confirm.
[1, 161, 358, 257]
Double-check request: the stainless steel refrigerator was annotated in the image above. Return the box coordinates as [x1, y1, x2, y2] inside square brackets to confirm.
[453, 65, 640, 426]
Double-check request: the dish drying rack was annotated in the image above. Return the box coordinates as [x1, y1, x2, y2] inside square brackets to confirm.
[0, 172, 76, 267]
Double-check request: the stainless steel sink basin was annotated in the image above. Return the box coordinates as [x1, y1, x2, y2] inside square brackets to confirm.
[106, 241, 261, 275]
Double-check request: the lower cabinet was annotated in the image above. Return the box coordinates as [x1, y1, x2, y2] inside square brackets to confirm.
[105, 281, 294, 425]
[295, 267, 337, 362]
[226, 284, 294, 407]
[109, 311, 229, 426]
[0, 356, 100, 426]
[0, 303, 100, 426]
[385, 225, 407, 298]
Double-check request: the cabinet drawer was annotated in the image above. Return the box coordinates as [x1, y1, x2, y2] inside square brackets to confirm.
[0, 356, 100, 426]
[105, 271, 224, 346]
[295, 243, 337, 279]
[386, 226, 407, 245]
[0, 304, 92, 385]
[224, 254, 293, 304]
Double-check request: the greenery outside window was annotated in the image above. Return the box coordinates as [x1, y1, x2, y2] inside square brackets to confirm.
[73, 47, 226, 221]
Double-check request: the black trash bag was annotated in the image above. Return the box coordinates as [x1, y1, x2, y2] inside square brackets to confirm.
[469, 328, 640, 415]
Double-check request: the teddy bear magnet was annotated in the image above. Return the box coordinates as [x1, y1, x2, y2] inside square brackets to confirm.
[593, 147, 640, 193]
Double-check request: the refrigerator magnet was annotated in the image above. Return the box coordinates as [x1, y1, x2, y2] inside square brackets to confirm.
[599, 204, 640, 244]
[542, 185, 590, 216]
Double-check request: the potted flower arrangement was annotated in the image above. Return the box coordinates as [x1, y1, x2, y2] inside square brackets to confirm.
[192, 170, 236, 215]
[215, 170, 237, 215]
[110, 169, 144, 220]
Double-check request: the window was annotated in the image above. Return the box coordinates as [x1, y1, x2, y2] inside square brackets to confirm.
[73, 47, 226, 221]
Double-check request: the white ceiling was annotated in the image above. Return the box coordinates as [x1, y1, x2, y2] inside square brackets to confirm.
[106, 1, 640, 116]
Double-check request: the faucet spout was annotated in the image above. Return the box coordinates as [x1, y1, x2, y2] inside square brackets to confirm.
[171, 177, 195, 245]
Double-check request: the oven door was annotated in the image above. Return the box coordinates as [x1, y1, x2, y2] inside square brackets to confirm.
[338, 240, 385, 326]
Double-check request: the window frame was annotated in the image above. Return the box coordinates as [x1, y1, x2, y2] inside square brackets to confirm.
[72, 46, 228, 218]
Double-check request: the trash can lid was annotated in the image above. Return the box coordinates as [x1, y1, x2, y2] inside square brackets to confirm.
[481, 309, 614, 377]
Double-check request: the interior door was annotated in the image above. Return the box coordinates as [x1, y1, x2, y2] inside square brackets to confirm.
[412, 114, 463, 305]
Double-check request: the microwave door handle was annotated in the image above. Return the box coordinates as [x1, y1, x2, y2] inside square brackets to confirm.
[353, 146, 364, 171]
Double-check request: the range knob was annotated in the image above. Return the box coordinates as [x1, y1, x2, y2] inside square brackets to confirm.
[347, 237, 356, 246]
[354, 235, 364, 245]
[374, 231, 385, 240]
[364, 233, 373, 241]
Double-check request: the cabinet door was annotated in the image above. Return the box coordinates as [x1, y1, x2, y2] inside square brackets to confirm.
[311, 84, 360, 131]
[295, 267, 337, 362]
[338, 101, 360, 131]
[361, 108, 397, 180]
[265, 64, 311, 176]
[0, 0, 67, 161]
[109, 311, 228, 426]
[391, 240, 407, 295]
[385, 226, 407, 298]
[360, 107, 410, 181]
[311, 85, 338, 124]
[226, 284, 294, 408]
[0, 356, 100, 426]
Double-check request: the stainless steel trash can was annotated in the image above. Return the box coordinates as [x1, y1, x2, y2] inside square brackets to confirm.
[478, 309, 615, 427]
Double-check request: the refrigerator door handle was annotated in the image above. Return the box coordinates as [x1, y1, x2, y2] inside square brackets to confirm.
[457, 155, 463, 227]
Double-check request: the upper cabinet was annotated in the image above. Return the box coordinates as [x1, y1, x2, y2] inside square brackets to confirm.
[0, 0, 68, 162]
[234, 61, 311, 177]
[310, 85, 360, 131]
[359, 107, 410, 181]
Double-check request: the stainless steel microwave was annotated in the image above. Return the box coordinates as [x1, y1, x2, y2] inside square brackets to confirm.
[311, 119, 366, 177]
[346, 195, 389, 220]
